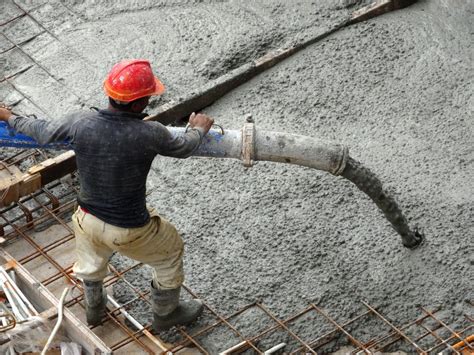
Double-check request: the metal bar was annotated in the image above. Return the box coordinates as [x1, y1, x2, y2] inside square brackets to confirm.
[104, 261, 144, 286]
[417, 322, 460, 354]
[0, 12, 26, 27]
[60, 261, 143, 298]
[107, 294, 168, 351]
[420, 306, 474, 350]
[22, 233, 75, 265]
[0, 160, 19, 175]
[361, 301, 424, 353]
[103, 308, 155, 354]
[108, 264, 151, 305]
[257, 302, 316, 354]
[177, 327, 209, 355]
[425, 325, 474, 353]
[183, 286, 262, 353]
[32, 191, 74, 231]
[452, 330, 474, 351]
[42, 186, 60, 211]
[106, 264, 172, 351]
[109, 325, 155, 352]
[65, 285, 143, 316]
[13, 201, 76, 258]
[42, 264, 73, 285]
[0, 64, 34, 82]
[1, 203, 73, 240]
[13, 199, 75, 267]
[16, 201, 34, 228]
[73, 289, 156, 354]
[311, 304, 370, 353]
[291, 310, 372, 354]
[2, 149, 34, 164]
[170, 302, 258, 353]
[360, 308, 440, 353]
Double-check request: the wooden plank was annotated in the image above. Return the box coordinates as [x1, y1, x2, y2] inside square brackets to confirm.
[0, 165, 23, 190]
[0, 151, 76, 207]
[27, 150, 76, 185]
[0, 164, 23, 207]
[349, 0, 417, 25]
[18, 173, 41, 196]
[0, 249, 112, 355]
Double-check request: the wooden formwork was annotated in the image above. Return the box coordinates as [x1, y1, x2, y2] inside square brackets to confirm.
[0, 249, 111, 354]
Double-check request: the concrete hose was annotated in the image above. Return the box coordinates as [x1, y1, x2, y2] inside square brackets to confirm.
[177, 122, 348, 173]
[341, 157, 423, 248]
[172, 123, 423, 248]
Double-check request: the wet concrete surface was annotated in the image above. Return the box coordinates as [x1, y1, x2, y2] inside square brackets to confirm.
[1, 0, 359, 113]
[1, 0, 473, 352]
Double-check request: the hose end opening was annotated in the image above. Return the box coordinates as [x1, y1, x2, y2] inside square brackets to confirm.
[402, 227, 425, 249]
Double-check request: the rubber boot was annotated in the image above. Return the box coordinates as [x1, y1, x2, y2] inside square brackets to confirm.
[83, 280, 107, 326]
[151, 282, 203, 331]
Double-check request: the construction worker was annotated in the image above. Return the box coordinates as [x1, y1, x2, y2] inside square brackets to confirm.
[0, 59, 213, 331]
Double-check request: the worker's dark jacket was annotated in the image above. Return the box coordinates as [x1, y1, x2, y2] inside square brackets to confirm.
[8, 109, 204, 228]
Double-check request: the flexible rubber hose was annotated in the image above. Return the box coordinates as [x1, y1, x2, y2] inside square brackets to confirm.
[41, 287, 69, 355]
[341, 157, 423, 248]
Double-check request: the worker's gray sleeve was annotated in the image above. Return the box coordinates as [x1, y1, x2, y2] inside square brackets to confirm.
[149, 122, 204, 158]
[7, 114, 78, 145]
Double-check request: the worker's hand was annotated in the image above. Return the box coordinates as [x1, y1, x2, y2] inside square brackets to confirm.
[189, 112, 214, 134]
[0, 107, 13, 122]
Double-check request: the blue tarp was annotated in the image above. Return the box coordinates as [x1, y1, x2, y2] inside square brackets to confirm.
[0, 122, 70, 150]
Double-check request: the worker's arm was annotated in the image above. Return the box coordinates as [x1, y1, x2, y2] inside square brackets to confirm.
[153, 112, 214, 158]
[0, 107, 77, 145]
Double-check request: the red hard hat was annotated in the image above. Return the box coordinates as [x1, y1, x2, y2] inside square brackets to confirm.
[103, 59, 165, 102]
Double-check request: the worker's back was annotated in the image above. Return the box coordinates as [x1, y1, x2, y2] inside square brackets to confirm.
[74, 109, 159, 227]
[71, 108, 204, 228]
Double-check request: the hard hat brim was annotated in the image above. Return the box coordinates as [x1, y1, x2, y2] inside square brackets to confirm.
[152, 76, 166, 96]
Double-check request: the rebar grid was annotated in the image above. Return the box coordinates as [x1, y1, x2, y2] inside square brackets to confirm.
[0, 150, 473, 354]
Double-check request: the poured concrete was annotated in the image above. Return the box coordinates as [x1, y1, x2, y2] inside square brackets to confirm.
[1, 0, 473, 352]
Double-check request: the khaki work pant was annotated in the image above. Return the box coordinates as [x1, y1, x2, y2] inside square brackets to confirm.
[72, 207, 184, 289]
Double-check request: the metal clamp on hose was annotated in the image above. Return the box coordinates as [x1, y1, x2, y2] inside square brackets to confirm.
[241, 116, 255, 167]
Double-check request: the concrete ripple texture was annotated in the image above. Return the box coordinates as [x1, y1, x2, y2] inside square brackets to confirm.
[1, 0, 473, 352]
